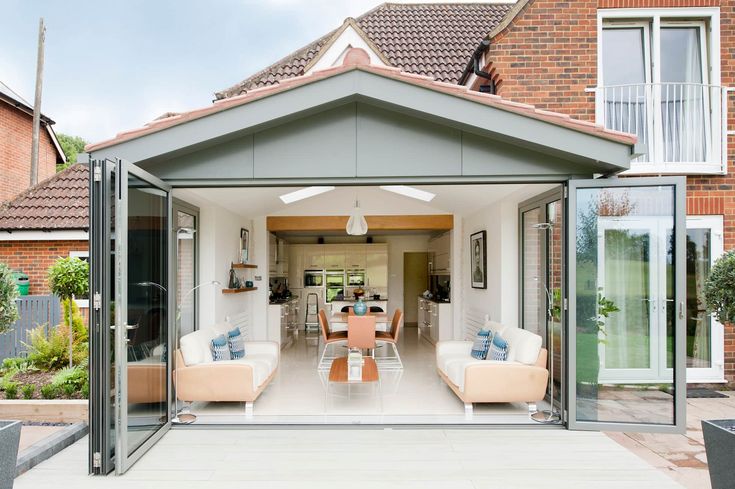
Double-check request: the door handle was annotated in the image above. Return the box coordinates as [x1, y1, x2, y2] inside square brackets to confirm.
[110, 324, 138, 330]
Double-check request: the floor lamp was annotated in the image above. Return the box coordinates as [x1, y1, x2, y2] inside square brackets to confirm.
[172, 279, 221, 424]
[531, 222, 562, 424]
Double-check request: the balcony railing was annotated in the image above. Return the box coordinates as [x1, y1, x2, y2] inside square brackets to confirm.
[592, 83, 731, 174]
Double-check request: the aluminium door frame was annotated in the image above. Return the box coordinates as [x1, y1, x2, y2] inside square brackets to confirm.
[114, 159, 174, 474]
[566, 176, 686, 433]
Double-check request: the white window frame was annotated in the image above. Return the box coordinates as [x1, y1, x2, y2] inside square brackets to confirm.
[597, 7, 723, 175]
[70, 250, 90, 308]
[685, 215, 726, 383]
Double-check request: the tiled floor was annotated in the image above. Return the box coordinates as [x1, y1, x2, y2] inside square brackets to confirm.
[190, 326, 552, 425]
[13, 429, 685, 488]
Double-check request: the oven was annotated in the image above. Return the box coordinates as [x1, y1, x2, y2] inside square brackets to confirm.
[325, 270, 345, 302]
[346, 269, 366, 287]
[304, 269, 324, 288]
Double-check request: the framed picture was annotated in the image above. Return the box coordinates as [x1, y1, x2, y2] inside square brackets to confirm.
[470, 230, 487, 289]
[240, 228, 249, 263]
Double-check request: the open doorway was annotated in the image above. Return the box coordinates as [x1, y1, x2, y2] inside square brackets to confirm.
[403, 252, 428, 328]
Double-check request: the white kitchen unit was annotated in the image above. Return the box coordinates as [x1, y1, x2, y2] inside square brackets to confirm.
[345, 245, 367, 269]
[417, 296, 451, 345]
[303, 245, 325, 269]
[428, 231, 451, 274]
[365, 243, 388, 288]
[323, 249, 346, 269]
[269, 233, 288, 276]
[267, 297, 299, 349]
[288, 246, 304, 288]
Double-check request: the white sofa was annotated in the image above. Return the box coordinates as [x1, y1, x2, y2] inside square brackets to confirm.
[436, 320, 548, 414]
[175, 324, 279, 414]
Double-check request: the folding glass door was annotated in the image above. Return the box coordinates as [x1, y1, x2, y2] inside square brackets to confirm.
[90, 158, 173, 474]
[568, 177, 686, 432]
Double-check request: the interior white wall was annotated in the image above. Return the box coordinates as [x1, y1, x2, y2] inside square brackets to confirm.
[381, 235, 431, 318]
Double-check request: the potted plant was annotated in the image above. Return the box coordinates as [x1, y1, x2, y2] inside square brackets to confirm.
[47, 257, 89, 368]
[0, 263, 21, 489]
[702, 249, 735, 489]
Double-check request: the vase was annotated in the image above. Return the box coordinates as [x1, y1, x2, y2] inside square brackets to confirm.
[702, 419, 735, 489]
[353, 298, 367, 316]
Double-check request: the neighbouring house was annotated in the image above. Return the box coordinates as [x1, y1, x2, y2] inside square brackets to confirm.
[0, 164, 89, 297]
[0, 80, 65, 203]
[81, 1, 735, 475]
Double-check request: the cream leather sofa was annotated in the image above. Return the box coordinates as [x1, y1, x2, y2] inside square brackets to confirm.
[436, 321, 548, 414]
[175, 324, 279, 415]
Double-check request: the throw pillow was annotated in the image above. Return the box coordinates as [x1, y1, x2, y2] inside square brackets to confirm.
[227, 327, 245, 359]
[210, 334, 231, 362]
[470, 329, 493, 360]
[489, 332, 508, 361]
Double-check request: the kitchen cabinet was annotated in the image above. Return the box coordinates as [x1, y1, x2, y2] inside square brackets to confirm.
[345, 245, 366, 269]
[303, 245, 325, 269]
[268, 233, 277, 275]
[366, 244, 388, 288]
[288, 246, 304, 288]
[417, 297, 451, 345]
[323, 247, 345, 269]
[268, 234, 288, 276]
[267, 297, 299, 349]
[429, 231, 451, 274]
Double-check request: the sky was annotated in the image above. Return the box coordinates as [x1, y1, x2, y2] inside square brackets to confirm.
[1, 0, 515, 144]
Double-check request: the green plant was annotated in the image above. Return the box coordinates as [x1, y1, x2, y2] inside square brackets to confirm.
[704, 250, 735, 325]
[51, 364, 88, 391]
[40, 384, 58, 399]
[1, 357, 37, 376]
[62, 383, 76, 397]
[0, 262, 20, 335]
[21, 384, 35, 399]
[47, 256, 89, 367]
[81, 381, 89, 398]
[24, 323, 88, 370]
[595, 290, 620, 345]
[4, 382, 18, 399]
[61, 298, 88, 342]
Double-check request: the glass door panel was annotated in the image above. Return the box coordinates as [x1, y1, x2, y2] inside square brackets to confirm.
[568, 178, 685, 432]
[546, 200, 563, 407]
[522, 208, 542, 340]
[175, 208, 197, 338]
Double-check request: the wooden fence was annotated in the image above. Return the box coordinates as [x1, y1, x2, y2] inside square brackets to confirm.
[0, 295, 61, 362]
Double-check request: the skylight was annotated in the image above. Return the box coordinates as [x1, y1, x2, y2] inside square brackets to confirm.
[379, 185, 436, 202]
[279, 186, 335, 204]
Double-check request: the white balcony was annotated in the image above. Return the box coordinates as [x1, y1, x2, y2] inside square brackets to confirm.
[594, 82, 731, 175]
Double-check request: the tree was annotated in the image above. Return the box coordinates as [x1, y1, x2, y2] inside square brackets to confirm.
[56, 133, 87, 171]
[48, 257, 89, 367]
[704, 250, 735, 325]
[0, 263, 20, 334]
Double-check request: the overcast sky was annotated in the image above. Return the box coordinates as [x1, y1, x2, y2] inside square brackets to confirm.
[1, 0, 514, 143]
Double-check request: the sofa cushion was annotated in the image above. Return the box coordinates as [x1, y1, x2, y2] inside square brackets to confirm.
[180, 328, 217, 366]
[489, 332, 508, 361]
[227, 328, 245, 359]
[230, 353, 277, 389]
[210, 334, 231, 362]
[445, 357, 521, 392]
[484, 319, 506, 336]
[470, 329, 493, 360]
[437, 352, 469, 376]
[503, 327, 542, 365]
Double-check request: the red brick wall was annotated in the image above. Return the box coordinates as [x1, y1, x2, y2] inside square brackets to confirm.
[0, 240, 88, 295]
[0, 102, 60, 203]
[481, 0, 735, 385]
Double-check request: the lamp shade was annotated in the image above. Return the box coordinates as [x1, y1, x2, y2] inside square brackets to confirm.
[346, 202, 368, 235]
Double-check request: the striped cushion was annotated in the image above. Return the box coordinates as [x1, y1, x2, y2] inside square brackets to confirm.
[489, 332, 508, 361]
[227, 327, 245, 359]
[210, 334, 231, 362]
[470, 329, 493, 360]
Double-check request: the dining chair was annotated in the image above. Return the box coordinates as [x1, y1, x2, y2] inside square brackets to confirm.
[347, 315, 377, 353]
[318, 309, 348, 370]
[375, 309, 403, 369]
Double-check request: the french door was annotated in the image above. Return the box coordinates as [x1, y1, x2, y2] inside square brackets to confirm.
[568, 177, 686, 433]
[90, 158, 173, 474]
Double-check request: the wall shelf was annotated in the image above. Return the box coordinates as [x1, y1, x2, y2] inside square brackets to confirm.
[231, 263, 257, 269]
[222, 287, 258, 294]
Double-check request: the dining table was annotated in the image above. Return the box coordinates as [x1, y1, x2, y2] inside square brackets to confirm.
[328, 311, 390, 332]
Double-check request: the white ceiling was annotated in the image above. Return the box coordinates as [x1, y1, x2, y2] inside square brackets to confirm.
[176, 183, 557, 220]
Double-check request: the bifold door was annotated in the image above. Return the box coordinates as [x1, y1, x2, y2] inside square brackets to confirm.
[90, 158, 173, 474]
[567, 176, 686, 433]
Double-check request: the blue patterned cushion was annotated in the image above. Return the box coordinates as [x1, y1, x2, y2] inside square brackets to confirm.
[227, 327, 245, 359]
[489, 332, 508, 361]
[210, 334, 230, 362]
[470, 329, 493, 360]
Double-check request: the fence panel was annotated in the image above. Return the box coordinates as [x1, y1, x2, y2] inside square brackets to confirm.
[0, 295, 61, 362]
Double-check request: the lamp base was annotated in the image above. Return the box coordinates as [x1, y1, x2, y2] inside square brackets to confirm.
[531, 409, 561, 424]
[172, 412, 197, 424]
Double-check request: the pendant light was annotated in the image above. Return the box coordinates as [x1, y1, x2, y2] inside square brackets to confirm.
[346, 199, 368, 235]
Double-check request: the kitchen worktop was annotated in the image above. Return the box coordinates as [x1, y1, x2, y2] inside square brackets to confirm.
[419, 296, 451, 304]
[331, 298, 387, 303]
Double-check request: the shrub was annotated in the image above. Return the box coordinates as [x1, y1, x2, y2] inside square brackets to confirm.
[21, 384, 35, 399]
[704, 250, 735, 325]
[51, 364, 88, 391]
[1, 357, 36, 375]
[40, 384, 58, 399]
[81, 381, 89, 398]
[48, 257, 89, 368]
[62, 383, 76, 397]
[0, 262, 19, 335]
[24, 323, 88, 371]
[61, 298, 88, 342]
[4, 382, 18, 399]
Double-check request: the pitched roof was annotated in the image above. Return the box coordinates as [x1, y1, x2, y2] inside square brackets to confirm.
[215, 2, 514, 99]
[0, 164, 88, 231]
[87, 48, 636, 153]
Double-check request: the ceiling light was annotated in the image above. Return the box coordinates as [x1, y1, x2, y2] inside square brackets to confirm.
[346, 200, 368, 236]
[279, 186, 335, 204]
[380, 185, 435, 202]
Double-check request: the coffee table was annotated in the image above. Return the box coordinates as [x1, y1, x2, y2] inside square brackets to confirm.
[326, 357, 381, 411]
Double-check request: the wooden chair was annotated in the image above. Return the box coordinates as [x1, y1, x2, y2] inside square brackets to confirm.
[375, 309, 403, 369]
[318, 309, 347, 370]
[347, 315, 376, 352]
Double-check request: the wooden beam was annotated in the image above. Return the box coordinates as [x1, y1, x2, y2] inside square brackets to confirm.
[267, 215, 453, 232]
